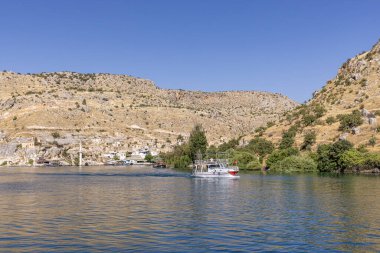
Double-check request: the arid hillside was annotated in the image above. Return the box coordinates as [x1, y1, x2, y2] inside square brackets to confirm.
[248, 39, 380, 151]
[0, 71, 297, 164]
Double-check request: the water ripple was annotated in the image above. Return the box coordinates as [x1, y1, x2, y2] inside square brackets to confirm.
[0, 166, 379, 252]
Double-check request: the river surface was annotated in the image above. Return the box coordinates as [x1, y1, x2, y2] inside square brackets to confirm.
[0, 166, 379, 252]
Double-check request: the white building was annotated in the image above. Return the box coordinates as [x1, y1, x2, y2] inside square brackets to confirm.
[131, 147, 158, 159]
[103, 151, 126, 160]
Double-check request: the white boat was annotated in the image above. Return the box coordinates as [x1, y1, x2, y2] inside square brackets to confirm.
[192, 159, 239, 178]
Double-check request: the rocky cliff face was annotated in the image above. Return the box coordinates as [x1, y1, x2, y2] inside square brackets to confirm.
[0, 71, 297, 165]
[255, 39, 380, 151]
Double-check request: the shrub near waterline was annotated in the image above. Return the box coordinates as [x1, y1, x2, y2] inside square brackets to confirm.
[340, 150, 380, 172]
[364, 153, 380, 168]
[162, 143, 192, 168]
[340, 149, 366, 171]
[230, 151, 260, 170]
[246, 160, 262, 170]
[172, 155, 192, 169]
[316, 140, 354, 173]
[266, 147, 299, 168]
[270, 155, 317, 173]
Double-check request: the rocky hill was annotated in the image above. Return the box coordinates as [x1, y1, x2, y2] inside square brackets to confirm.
[0, 71, 297, 165]
[249, 39, 380, 151]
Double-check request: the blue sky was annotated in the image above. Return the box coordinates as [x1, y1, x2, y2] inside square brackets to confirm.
[1, 0, 380, 102]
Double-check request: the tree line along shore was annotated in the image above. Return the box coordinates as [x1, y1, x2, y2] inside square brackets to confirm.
[162, 124, 380, 174]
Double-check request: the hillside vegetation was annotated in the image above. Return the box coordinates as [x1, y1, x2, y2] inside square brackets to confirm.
[244, 39, 380, 153]
[210, 39, 380, 173]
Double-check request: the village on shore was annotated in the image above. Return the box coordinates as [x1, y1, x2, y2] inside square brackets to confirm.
[0, 132, 179, 167]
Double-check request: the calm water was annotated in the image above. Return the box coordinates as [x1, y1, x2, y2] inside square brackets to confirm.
[0, 166, 379, 252]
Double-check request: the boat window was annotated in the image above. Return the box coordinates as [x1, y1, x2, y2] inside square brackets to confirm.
[208, 164, 220, 169]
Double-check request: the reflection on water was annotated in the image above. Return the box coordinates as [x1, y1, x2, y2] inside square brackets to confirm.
[0, 166, 379, 252]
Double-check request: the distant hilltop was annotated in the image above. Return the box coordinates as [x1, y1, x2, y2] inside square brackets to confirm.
[0, 71, 298, 165]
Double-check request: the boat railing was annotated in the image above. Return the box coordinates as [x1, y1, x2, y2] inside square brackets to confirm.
[194, 159, 229, 165]
[229, 166, 239, 171]
[192, 163, 207, 173]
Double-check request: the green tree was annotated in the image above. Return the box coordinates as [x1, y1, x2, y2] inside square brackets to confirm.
[337, 110, 363, 131]
[316, 144, 334, 172]
[145, 152, 154, 163]
[218, 138, 239, 152]
[246, 160, 262, 170]
[340, 149, 366, 171]
[172, 155, 192, 168]
[364, 153, 380, 168]
[301, 131, 317, 150]
[230, 151, 260, 170]
[246, 137, 274, 160]
[279, 126, 298, 149]
[316, 140, 353, 172]
[82, 99, 87, 105]
[161, 143, 192, 168]
[188, 124, 208, 161]
[207, 145, 218, 157]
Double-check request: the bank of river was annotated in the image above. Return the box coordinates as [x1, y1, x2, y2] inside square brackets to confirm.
[0, 166, 379, 252]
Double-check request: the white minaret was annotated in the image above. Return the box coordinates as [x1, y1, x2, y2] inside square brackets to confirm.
[79, 140, 82, 167]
